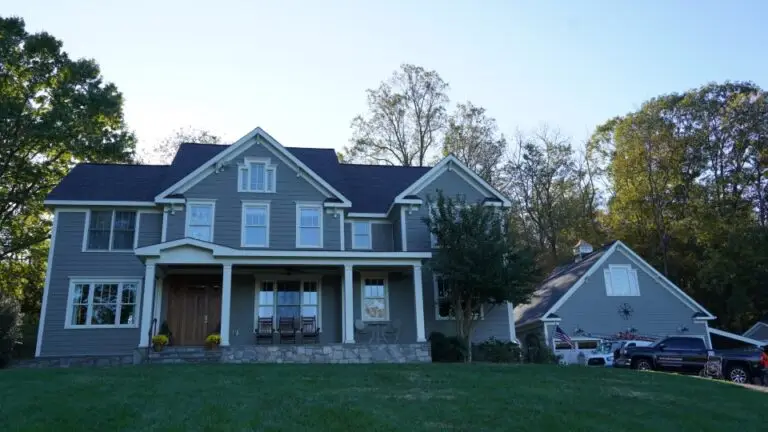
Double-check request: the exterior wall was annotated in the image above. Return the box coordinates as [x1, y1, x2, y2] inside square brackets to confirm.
[391, 209, 403, 251]
[229, 275, 256, 345]
[137, 212, 163, 247]
[166, 211, 185, 242]
[553, 251, 709, 340]
[40, 211, 146, 357]
[352, 271, 418, 343]
[344, 221, 394, 251]
[167, 142, 341, 250]
[746, 323, 768, 341]
[407, 169, 489, 252]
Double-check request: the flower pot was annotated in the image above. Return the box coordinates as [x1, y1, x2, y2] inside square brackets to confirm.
[152, 344, 164, 352]
[205, 343, 220, 351]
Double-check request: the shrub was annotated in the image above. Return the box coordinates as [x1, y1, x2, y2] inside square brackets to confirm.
[429, 331, 465, 362]
[152, 334, 169, 346]
[0, 292, 23, 368]
[159, 321, 173, 345]
[205, 333, 221, 345]
[524, 339, 558, 364]
[474, 337, 522, 363]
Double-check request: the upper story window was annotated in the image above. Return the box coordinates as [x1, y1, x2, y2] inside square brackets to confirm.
[242, 202, 270, 247]
[351, 221, 372, 249]
[66, 279, 139, 328]
[85, 210, 136, 251]
[238, 158, 276, 193]
[361, 275, 388, 321]
[186, 200, 215, 242]
[604, 264, 640, 296]
[296, 203, 322, 248]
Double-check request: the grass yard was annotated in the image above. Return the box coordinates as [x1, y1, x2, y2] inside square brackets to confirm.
[1, 364, 766, 431]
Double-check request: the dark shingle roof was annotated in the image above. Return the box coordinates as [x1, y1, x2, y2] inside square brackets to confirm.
[514, 242, 616, 327]
[46, 164, 168, 202]
[45, 143, 433, 213]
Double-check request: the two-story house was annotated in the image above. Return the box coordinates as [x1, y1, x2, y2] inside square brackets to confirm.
[36, 127, 516, 364]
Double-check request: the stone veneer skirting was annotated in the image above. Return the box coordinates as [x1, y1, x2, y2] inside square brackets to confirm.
[12, 354, 136, 368]
[222, 343, 431, 364]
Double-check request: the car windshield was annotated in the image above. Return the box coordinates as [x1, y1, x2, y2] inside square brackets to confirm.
[592, 342, 613, 354]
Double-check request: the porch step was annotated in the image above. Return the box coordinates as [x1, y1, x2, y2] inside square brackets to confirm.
[146, 347, 222, 364]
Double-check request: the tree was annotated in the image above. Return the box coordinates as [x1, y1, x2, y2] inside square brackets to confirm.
[145, 126, 220, 164]
[443, 102, 506, 186]
[424, 192, 540, 362]
[346, 64, 449, 166]
[0, 16, 135, 314]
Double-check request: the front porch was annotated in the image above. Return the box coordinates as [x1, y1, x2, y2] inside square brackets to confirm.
[136, 244, 430, 362]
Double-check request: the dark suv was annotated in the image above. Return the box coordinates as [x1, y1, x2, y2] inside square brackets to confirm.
[614, 336, 763, 383]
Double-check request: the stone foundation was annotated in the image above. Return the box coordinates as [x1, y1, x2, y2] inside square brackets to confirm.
[222, 343, 431, 364]
[12, 354, 135, 368]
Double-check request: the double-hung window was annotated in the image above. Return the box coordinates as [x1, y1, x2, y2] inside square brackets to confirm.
[66, 279, 140, 328]
[186, 200, 215, 242]
[361, 275, 388, 321]
[433, 275, 483, 320]
[242, 202, 270, 247]
[604, 265, 640, 296]
[296, 203, 322, 248]
[351, 221, 372, 249]
[85, 210, 137, 251]
[238, 158, 277, 192]
[255, 280, 321, 326]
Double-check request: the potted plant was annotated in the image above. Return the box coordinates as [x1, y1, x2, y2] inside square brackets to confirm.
[151, 334, 169, 352]
[159, 321, 173, 346]
[205, 333, 221, 350]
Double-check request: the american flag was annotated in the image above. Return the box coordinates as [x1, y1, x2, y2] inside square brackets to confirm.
[554, 326, 573, 347]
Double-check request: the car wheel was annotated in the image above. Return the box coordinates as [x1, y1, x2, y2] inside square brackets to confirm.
[633, 359, 652, 371]
[726, 365, 750, 384]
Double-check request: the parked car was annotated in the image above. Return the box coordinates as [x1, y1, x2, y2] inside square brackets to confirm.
[584, 340, 655, 367]
[614, 336, 763, 383]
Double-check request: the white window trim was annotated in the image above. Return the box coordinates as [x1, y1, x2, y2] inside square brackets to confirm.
[604, 264, 640, 297]
[433, 274, 484, 320]
[241, 201, 270, 248]
[360, 272, 389, 322]
[238, 157, 277, 193]
[82, 209, 138, 252]
[253, 277, 323, 331]
[184, 199, 216, 242]
[351, 220, 373, 250]
[64, 278, 142, 329]
[295, 202, 323, 248]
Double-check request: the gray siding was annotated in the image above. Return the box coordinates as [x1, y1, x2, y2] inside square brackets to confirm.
[391, 209, 403, 251]
[41, 211, 146, 357]
[344, 221, 394, 251]
[168, 142, 340, 250]
[320, 275, 342, 343]
[352, 271, 418, 343]
[553, 252, 709, 339]
[407, 169, 489, 252]
[137, 212, 162, 247]
[229, 275, 256, 345]
[166, 210, 185, 242]
[747, 324, 768, 341]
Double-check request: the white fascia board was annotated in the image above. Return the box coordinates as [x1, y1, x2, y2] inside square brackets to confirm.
[709, 327, 764, 346]
[347, 212, 388, 218]
[44, 200, 157, 207]
[743, 321, 768, 338]
[394, 155, 512, 206]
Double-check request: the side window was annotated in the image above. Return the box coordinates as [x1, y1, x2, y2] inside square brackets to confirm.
[680, 338, 705, 350]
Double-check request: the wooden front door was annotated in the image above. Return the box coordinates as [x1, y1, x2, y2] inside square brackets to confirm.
[166, 276, 222, 346]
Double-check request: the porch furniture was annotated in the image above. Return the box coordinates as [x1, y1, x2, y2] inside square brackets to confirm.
[278, 316, 298, 344]
[255, 317, 275, 344]
[354, 319, 369, 341]
[367, 322, 388, 344]
[384, 319, 401, 344]
[300, 316, 320, 344]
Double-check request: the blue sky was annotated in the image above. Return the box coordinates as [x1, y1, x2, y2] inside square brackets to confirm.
[6, 1, 768, 161]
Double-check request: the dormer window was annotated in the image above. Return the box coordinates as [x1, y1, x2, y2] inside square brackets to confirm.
[238, 157, 276, 193]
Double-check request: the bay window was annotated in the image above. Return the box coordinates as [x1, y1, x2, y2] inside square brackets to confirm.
[186, 200, 215, 242]
[296, 203, 322, 247]
[66, 279, 140, 328]
[242, 202, 270, 247]
[85, 210, 137, 251]
[238, 158, 277, 193]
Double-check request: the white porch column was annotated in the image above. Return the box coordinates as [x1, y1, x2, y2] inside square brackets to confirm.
[220, 263, 232, 346]
[343, 264, 355, 343]
[413, 264, 426, 342]
[138, 260, 157, 347]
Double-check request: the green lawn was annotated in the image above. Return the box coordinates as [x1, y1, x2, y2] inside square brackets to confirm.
[1, 364, 766, 431]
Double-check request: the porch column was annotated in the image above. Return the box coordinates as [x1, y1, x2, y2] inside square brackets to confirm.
[413, 264, 426, 342]
[138, 260, 157, 347]
[220, 263, 232, 346]
[343, 264, 355, 343]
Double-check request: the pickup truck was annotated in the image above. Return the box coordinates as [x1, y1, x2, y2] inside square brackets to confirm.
[613, 336, 763, 383]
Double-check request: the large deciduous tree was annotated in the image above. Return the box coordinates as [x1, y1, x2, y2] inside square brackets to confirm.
[425, 192, 539, 362]
[347, 64, 449, 166]
[0, 16, 135, 315]
[443, 102, 506, 186]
